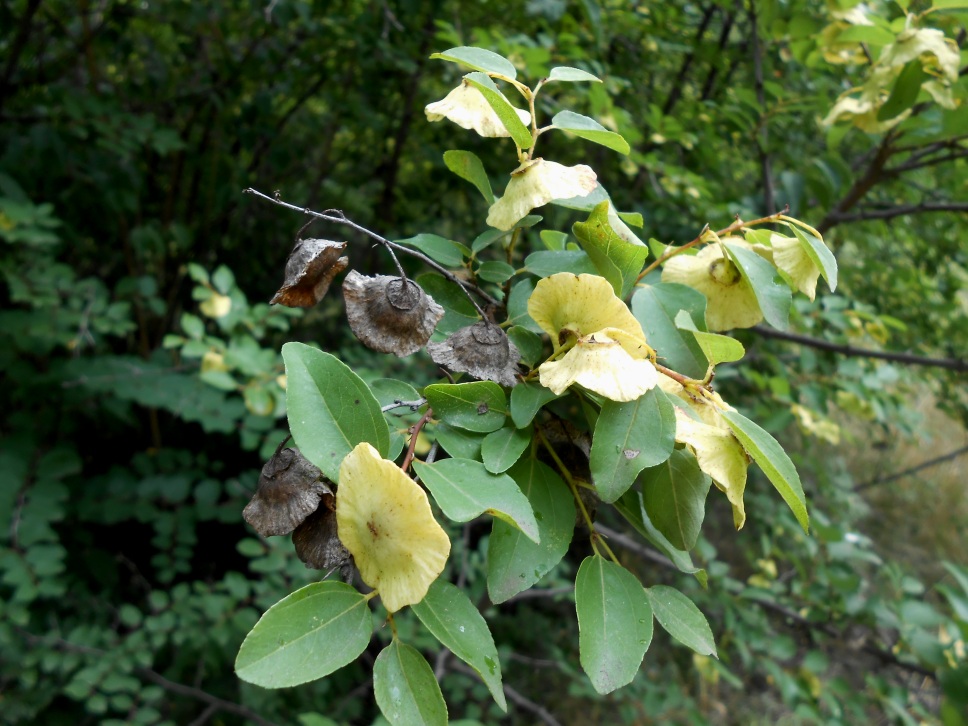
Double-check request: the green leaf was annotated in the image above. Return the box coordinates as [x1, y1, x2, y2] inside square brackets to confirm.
[641, 449, 711, 551]
[572, 201, 649, 298]
[675, 312, 745, 365]
[481, 424, 532, 473]
[645, 585, 717, 656]
[552, 184, 644, 227]
[235, 582, 372, 688]
[524, 250, 598, 278]
[834, 24, 896, 46]
[396, 233, 468, 267]
[443, 150, 494, 204]
[631, 283, 709, 379]
[282, 343, 389, 480]
[724, 242, 791, 330]
[373, 640, 448, 726]
[506, 326, 544, 368]
[487, 457, 575, 603]
[615, 489, 707, 583]
[575, 556, 653, 694]
[463, 72, 533, 148]
[477, 260, 516, 284]
[589, 388, 676, 502]
[547, 66, 602, 83]
[787, 225, 838, 292]
[506, 279, 542, 333]
[720, 409, 809, 533]
[540, 230, 569, 250]
[424, 381, 507, 433]
[416, 273, 479, 334]
[412, 580, 507, 711]
[430, 46, 517, 79]
[878, 59, 928, 121]
[550, 110, 630, 155]
[509, 380, 561, 428]
[413, 458, 539, 541]
[432, 423, 485, 460]
[472, 228, 506, 253]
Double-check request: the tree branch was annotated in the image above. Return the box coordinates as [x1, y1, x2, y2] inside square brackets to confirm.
[855, 443, 968, 492]
[748, 0, 775, 215]
[662, 4, 717, 116]
[825, 201, 968, 225]
[750, 326, 968, 371]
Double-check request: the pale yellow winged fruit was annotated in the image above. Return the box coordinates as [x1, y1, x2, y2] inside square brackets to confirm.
[528, 273, 657, 402]
[336, 443, 450, 612]
[487, 159, 597, 231]
[425, 81, 531, 138]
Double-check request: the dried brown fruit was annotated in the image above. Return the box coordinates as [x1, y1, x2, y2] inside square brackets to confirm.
[342, 271, 444, 357]
[292, 500, 352, 572]
[427, 321, 521, 387]
[271, 238, 349, 308]
[242, 447, 331, 537]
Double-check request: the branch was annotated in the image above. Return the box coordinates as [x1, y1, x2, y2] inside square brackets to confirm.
[662, 4, 717, 116]
[243, 188, 499, 310]
[449, 661, 563, 726]
[886, 147, 968, 174]
[825, 201, 968, 225]
[748, 0, 775, 215]
[750, 326, 968, 371]
[816, 132, 898, 235]
[855, 443, 968, 492]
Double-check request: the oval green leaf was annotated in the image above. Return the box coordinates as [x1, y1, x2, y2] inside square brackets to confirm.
[724, 242, 791, 330]
[443, 150, 494, 204]
[506, 326, 544, 368]
[589, 388, 676, 503]
[576, 556, 653, 694]
[396, 233, 468, 267]
[524, 250, 598, 278]
[631, 283, 709, 379]
[645, 584, 717, 656]
[477, 260, 516, 284]
[432, 422, 486, 460]
[463, 72, 532, 148]
[430, 46, 517, 79]
[509, 380, 561, 428]
[550, 110, 630, 155]
[573, 201, 649, 298]
[487, 457, 575, 603]
[547, 66, 602, 83]
[413, 458, 539, 541]
[416, 273, 479, 334]
[373, 639, 448, 726]
[641, 449, 712, 551]
[720, 408, 809, 533]
[282, 343, 389, 480]
[424, 381, 507, 433]
[412, 579, 507, 711]
[235, 581, 372, 688]
[481, 424, 532, 473]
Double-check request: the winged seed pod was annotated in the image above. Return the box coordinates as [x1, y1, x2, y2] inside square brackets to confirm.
[426, 321, 521, 387]
[242, 447, 332, 537]
[292, 500, 352, 573]
[270, 238, 349, 308]
[342, 271, 445, 357]
[487, 159, 597, 231]
[425, 80, 531, 137]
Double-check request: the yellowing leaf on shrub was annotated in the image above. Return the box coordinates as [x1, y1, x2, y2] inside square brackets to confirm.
[200, 292, 232, 318]
[760, 233, 822, 301]
[674, 410, 749, 529]
[337, 443, 450, 612]
[487, 160, 597, 231]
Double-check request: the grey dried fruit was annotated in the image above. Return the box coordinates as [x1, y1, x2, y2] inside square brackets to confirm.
[271, 238, 349, 308]
[342, 271, 444, 357]
[427, 321, 521, 387]
[292, 501, 352, 572]
[243, 447, 331, 537]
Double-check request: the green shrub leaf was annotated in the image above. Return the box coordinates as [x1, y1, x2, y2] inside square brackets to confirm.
[373, 640, 448, 726]
[412, 579, 507, 711]
[235, 582, 372, 688]
[282, 343, 389, 480]
[463, 73, 533, 148]
[576, 556, 653, 694]
[573, 201, 649, 297]
[641, 449, 712, 551]
[631, 283, 709, 379]
[481, 424, 532, 473]
[443, 150, 494, 203]
[413, 458, 539, 541]
[724, 243, 791, 330]
[551, 110, 630, 155]
[425, 381, 507, 433]
[430, 46, 517, 79]
[646, 585, 717, 656]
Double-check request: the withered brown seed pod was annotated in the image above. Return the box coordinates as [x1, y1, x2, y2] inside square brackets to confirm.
[427, 321, 521, 387]
[271, 238, 349, 308]
[292, 502, 352, 572]
[342, 271, 444, 357]
[242, 447, 332, 537]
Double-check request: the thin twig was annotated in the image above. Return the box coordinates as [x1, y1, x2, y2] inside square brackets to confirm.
[825, 200, 968, 225]
[855, 444, 968, 492]
[449, 661, 564, 726]
[750, 326, 968, 372]
[401, 406, 433, 472]
[503, 586, 575, 605]
[381, 398, 426, 413]
[243, 188, 498, 312]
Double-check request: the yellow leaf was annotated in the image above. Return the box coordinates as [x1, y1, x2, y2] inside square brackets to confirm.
[336, 443, 450, 612]
[200, 292, 232, 319]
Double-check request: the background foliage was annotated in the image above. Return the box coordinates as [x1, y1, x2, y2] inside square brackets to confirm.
[1, 0, 966, 724]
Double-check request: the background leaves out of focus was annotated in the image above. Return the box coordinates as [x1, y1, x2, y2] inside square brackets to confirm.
[1, 1, 966, 724]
